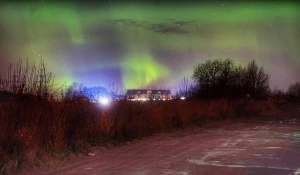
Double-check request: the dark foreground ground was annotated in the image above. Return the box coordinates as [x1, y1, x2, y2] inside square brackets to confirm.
[24, 102, 300, 175]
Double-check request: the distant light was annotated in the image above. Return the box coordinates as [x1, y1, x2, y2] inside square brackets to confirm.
[153, 99, 156, 101]
[180, 97, 186, 100]
[163, 98, 166, 101]
[99, 97, 109, 105]
[141, 98, 147, 101]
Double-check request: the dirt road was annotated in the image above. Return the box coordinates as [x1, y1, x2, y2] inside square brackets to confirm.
[26, 102, 300, 175]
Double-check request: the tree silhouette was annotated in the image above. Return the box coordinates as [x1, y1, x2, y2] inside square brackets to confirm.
[243, 60, 270, 97]
[192, 59, 270, 98]
[287, 81, 300, 97]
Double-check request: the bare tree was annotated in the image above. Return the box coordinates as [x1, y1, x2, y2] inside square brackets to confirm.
[287, 81, 300, 97]
[174, 76, 195, 99]
[0, 58, 60, 100]
[192, 59, 270, 98]
[193, 59, 236, 98]
[243, 60, 270, 97]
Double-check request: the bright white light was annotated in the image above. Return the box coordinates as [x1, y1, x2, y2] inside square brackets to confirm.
[180, 97, 186, 100]
[141, 98, 147, 101]
[99, 97, 109, 105]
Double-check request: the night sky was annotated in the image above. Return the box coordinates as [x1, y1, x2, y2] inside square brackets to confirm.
[0, 1, 299, 91]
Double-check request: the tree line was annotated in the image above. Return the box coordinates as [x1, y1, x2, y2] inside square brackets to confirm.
[0, 58, 300, 100]
[181, 59, 271, 99]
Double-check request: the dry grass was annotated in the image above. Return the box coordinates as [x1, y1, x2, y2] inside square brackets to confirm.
[0, 96, 276, 174]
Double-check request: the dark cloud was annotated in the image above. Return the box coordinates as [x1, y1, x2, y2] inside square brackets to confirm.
[110, 19, 189, 34]
[111, 19, 147, 27]
[146, 23, 188, 34]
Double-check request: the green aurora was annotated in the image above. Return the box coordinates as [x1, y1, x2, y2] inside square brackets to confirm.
[0, 1, 299, 90]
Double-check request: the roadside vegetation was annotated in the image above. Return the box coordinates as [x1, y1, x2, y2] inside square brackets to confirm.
[0, 58, 296, 174]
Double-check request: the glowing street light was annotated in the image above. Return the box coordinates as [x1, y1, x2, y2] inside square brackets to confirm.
[99, 97, 110, 105]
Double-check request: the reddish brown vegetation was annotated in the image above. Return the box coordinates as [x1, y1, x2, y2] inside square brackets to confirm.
[0, 59, 278, 173]
[0, 97, 275, 173]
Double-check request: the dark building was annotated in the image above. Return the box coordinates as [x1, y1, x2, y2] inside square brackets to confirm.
[126, 89, 171, 101]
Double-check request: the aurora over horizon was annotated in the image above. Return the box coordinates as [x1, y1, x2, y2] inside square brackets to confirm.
[0, 1, 299, 91]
